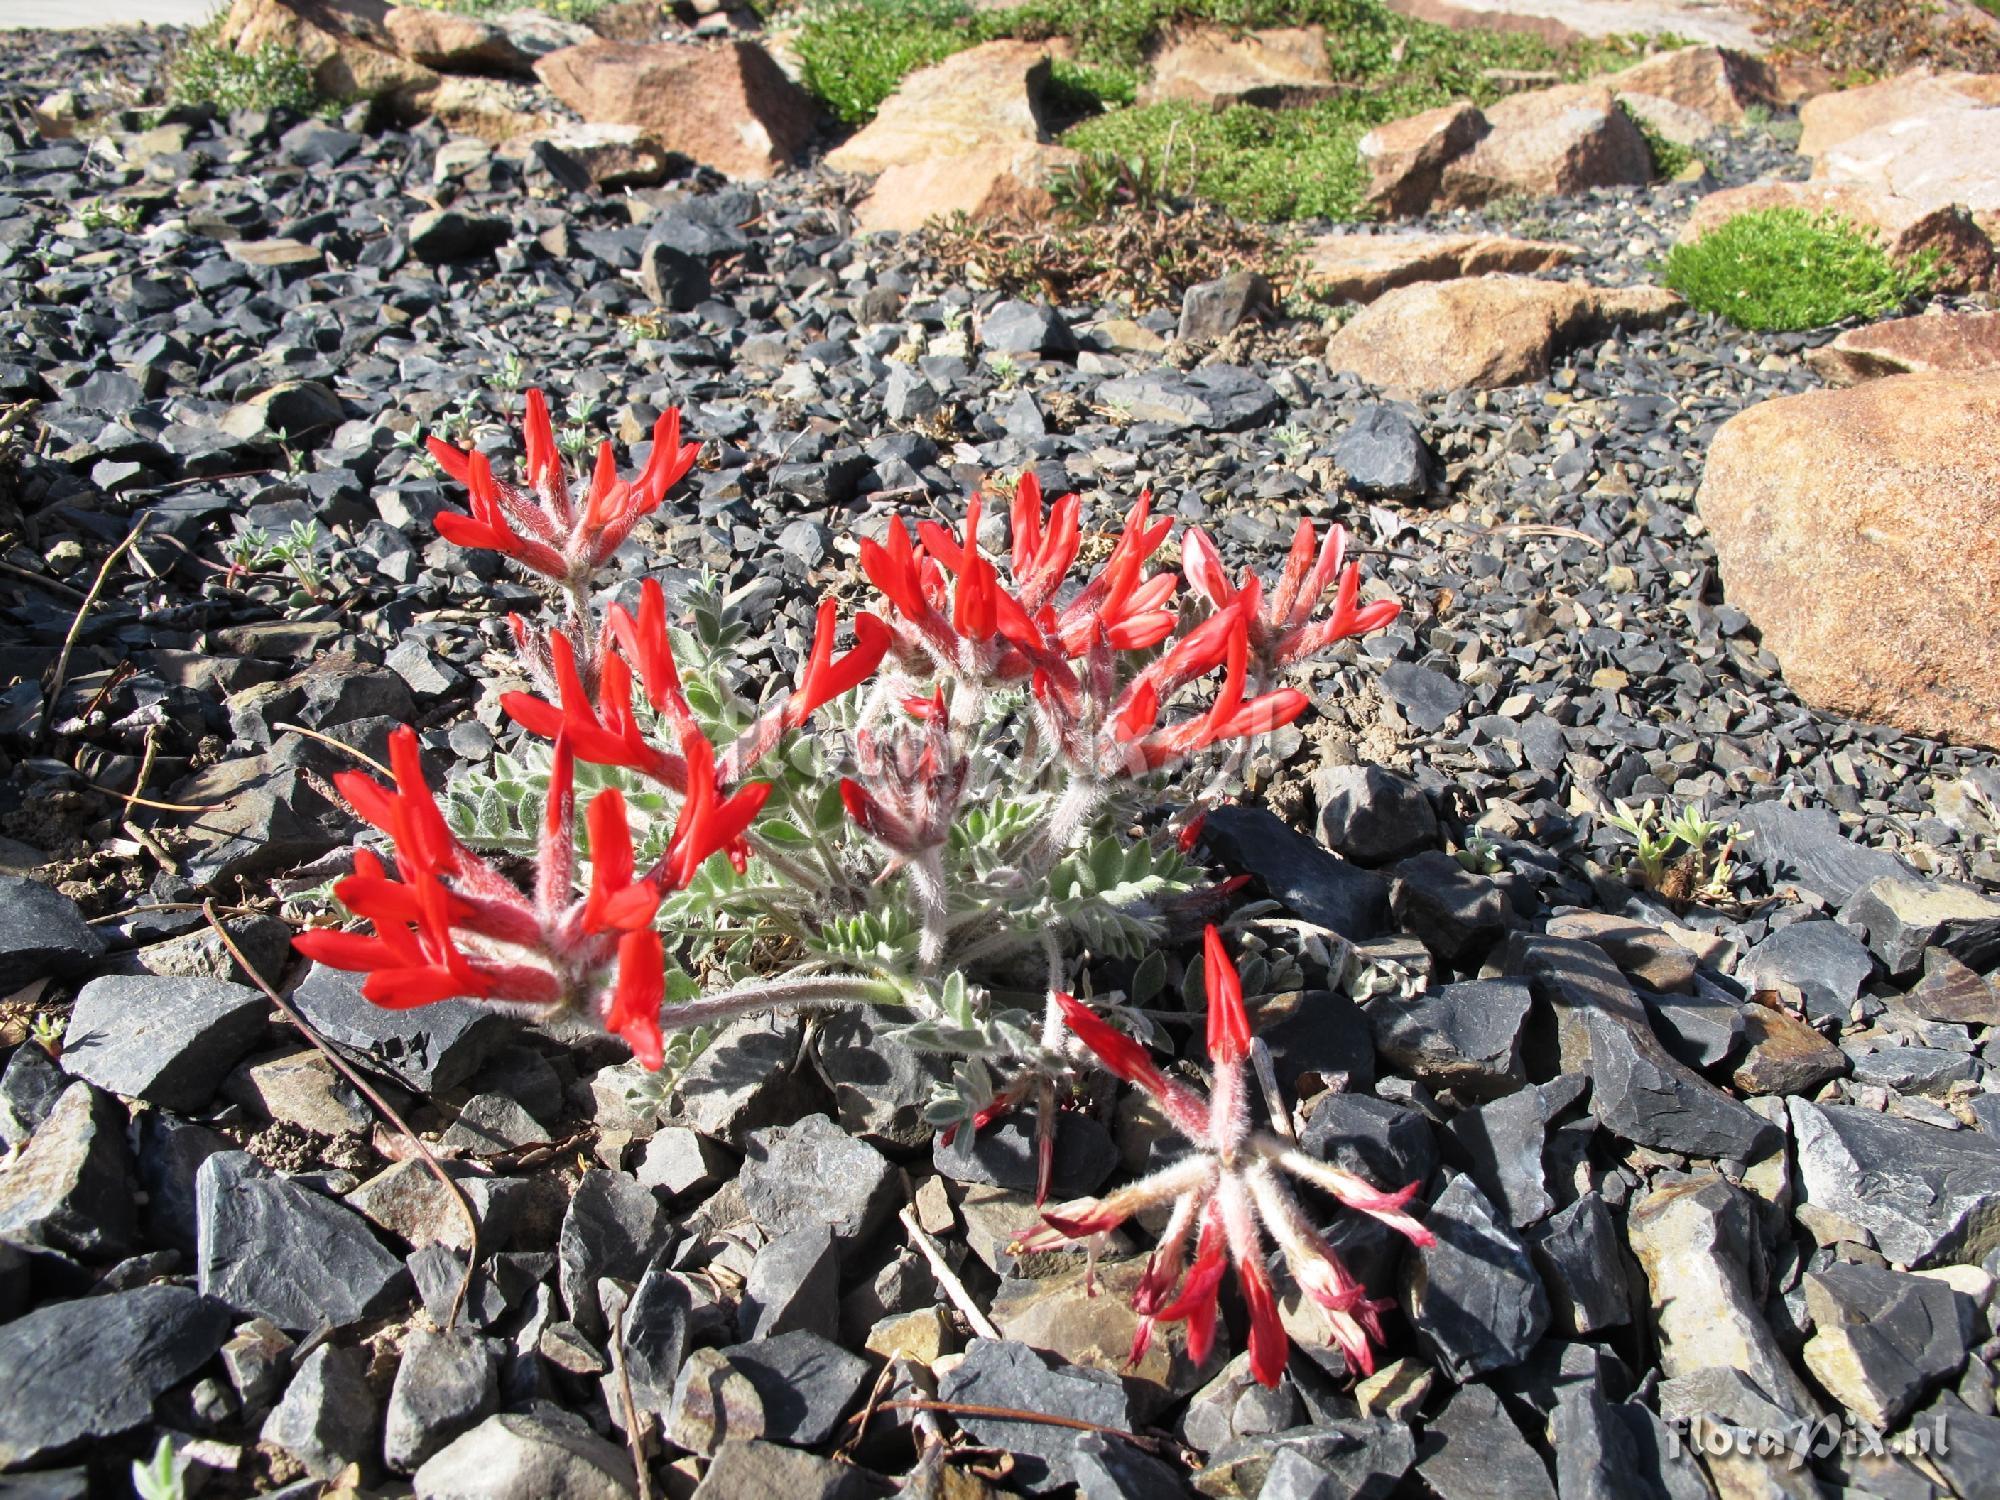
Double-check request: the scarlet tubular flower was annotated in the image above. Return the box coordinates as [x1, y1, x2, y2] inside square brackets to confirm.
[1016, 927, 1436, 1385]
[428, 390, 700, 589]
[293, 724, 767, 1068]
[1182, 519, 1401, 674]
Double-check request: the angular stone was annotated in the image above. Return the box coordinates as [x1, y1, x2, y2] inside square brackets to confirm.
[690, 1441, 880, 1500]
[1415, 1381, 1555, 1500]
[223, 1047, 379, 1137]
[633, 1126, 733, 1198]
[1073, 1430, 1198, 1498]
[1808, 310, 2000, 386]
[1526, 1193, 1630, 1335]
[1299, 229, 1578, 303]
[1655, 1365, 1824, 1500]
[1607, 45, 1777, 124]
[1370, 981, 1529, 1101]
[992, 1258, 1211, 1421]
[0, 1042, 64, 1153]
[290, 961, 508, 1092]
[385, 1327, 500, 1472]
[0, 876, 104, 988]
[439, 1092, 552, 1156]
[0, 1080, 135, 1259]
[737, 1112, 897, 1245]
[1628, 1173, 1821, 1418]
[1200, 805, 1390, 940]
[667, 1345, 766, 1455]
[1443, 1078, 1580, 1228]
[1699, 375, 2000, 748]
[1844, 875, 2000, 977]
[1544, 910, 1699, 993]
[1737, 919, 1876, 1025]
[1357, 101, 1489, 217]
[1179, 271, 1273, 342]
[1390, 850, 1511, 964]
[1731, 801, 1911, 909]
[740, 1224, 837, 1341]
[666, 1014, 816, 1144]
[1325, 275, 1681, 394]
[1900, 949, 2000, 1026]
[60, 975, 267, 1111]
[1181, 1352, 1303, 1454]
[623, 1261, 692, 1416]
[558, 1169, 668, 1335]
[718, 1329, 872, 1445]
[413, 1412, 636, 1499]
[982, 299, 1076, 356]
[1199, 1420, 1416, 1498]
[1507, 934, 1778, 1160]
[261, 1343, 376, 1480]
[1730, 1004, 1847, 1096]
[1435, 83, 1653, 208]
[347, 1159, 528, 1253]
[217, 0, 440, 110]
[196, 1151, 407, 1332]
[1336, 402, 1435, 500]
[1096, 366, 1283, 432]
[534, 39, 813, 180]
[1314, 764, 1439, 867]
[0, 1285, 231, 1468]
[827, 40, 1055, 174]
[1789, 1098, 2000, 1266]
[853, 141, 1078, 233]
[940, 1337, 1133, 1492]
[1402, 1174, 1547, 1381]
[1141, 24, 1333, 108]
[933, 1110, 1118, 1199]
[1802, 1262, 1968, 1428]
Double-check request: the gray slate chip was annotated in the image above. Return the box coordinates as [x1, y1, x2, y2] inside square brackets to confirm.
[0, 876, 104, 989]
[0, 1284, 231, 1468]
[290, 961, 508, 1092]
[940, 1338, 1133, 1492]
[1788, 1099, 2000, 1266]
[1401, 1174, 1548, 1381]
[1199, 806, 1390, 941]
[196, 1150, 408, 1331]
[718, 1329, 872, 1446]
[61, 974, 268, 1110]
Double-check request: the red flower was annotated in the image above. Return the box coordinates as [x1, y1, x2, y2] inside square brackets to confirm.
[428, 389, 700, 588]
[293, 722, 766, 1067]
[1015, 926, 1435, 1385]
[1182, 520, 1401, 674]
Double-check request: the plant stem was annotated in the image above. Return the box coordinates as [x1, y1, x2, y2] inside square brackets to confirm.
[658, 973, 903, 1031]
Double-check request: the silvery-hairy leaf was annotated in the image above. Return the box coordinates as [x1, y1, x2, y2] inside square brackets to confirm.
[1131, 950, 1169, 1005]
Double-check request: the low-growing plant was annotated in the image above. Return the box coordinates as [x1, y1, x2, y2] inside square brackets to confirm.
[166, 36, 320, 116]
[1661, 208, 1936, 332]
[294, 390, 1419, 1374]
[1605, 798, 1748, 903]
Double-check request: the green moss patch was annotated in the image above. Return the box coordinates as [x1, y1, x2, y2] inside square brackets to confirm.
[1661, 208, 1935, 331]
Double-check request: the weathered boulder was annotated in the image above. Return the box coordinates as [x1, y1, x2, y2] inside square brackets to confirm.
[1298, 230, 1578, 303]
[1140, 25, 1334, 108]
[1324, 274, 1680, 392]
[1357, 101, 1488, 218]
[1696, 373, 2000, 747]
[1817, 104, 2000, 222]
[1807, 309, 2000, 385]
[826, 40, 1056, 174]
[853, 143, 1078, 233]
[1435, 83, 1653, 208]
[1376, 0, 1765, 52]
[534, 39, 814, 179]
[1798, 67, 2000, 158]
[1605, 44, 1777, 125]
[218, 0, 439, 111]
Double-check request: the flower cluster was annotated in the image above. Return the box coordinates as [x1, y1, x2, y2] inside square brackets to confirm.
[1017, 927, 1436, 1383]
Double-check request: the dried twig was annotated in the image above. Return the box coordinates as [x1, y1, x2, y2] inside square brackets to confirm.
[841, 1399, 1180, 1456]
[607, 1298, 654, 1500]
[271, 721, 393, 776]
[0, 557, 87, 601]
[899, 1205, 999, 1342]
[200, 901, 481, 1328]
[42, 515, 149, 744]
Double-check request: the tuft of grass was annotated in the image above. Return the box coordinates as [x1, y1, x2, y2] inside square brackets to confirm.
[1661, 208, 1936, 331]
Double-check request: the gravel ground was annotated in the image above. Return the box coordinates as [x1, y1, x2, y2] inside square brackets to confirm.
[3, 21, 2000, 1500]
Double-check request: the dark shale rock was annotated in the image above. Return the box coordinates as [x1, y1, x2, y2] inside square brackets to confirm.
[0, 876, 104, 989]
[1733, 801, 1912, 907]
[1366, 979, 1530, 1099]
[60, 974, 268, 1111]
[290, 962, 508, 1092]
[0, 1284, 231, 1468]
[412, 1412, 637, 1499]
[557, 1168, 668, 1337]
[1508, 934, 1779, 1161]
[690, 1441, 883, 1500]
[262, 1343, 379, 1481]
[1389, 851, 1511, 964]
[0, 1041, 67, 1151]
[1401, 1173, 1547, 1381]
[0, 1081, 135, 1259]
[1414, 1381, 1555, 1500]
[1178, 271, 1271, 342]
[196, 1150, 407, 1331]
[385, 1327, 501, 1472]
[982, 300, 1075, 356]
[1335, 403, 1434, 500]
[1200, 805, 1391, 941]
[1312, 763, 1439, 865]
[739, 1224, 838, 1341]
[1737, 919, 1876, 1026]
[1096, 366, 1283, 432]
[1789, 1098, 2000, 1266]
[940, 1338, 1133, 1493]
[718, 1329, 874, 1446]
[738, 1112, 898, 1246]
[1525, 1192, 1631, 1336]
[1844, 875, 2000, 977]
[1801, 1261, 1968, 1428]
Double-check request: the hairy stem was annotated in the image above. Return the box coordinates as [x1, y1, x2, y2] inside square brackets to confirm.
[909, 848, 950, 975]
[658, 974, 905, 1032]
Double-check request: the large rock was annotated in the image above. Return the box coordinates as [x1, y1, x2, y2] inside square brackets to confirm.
[1627, 1173, 1821, 1418]
[0, 1081, 135, 1258]
[61, 975, 268, 1111]
[1679, 179, 1997, 292]
[1801, 1263, 1968, 1428]
[427, 76, 557, 144]
[1357, 101, 1488, 218]
[414, 1412, 636, 1499]
[1298, 230, 1578, 303]
[852, 142, 1078, 233]
[0, 876, 104, 988]
[290, 960, 508, 1092]
[1695, 373, 2000, 748]
[217, 0, 440, 111]
[1140, 25, 1334, 108]
[1788, 1097, 2000, 1266]
[1435, 83, 1653, 209]
[534, 39, 814, 180]
[1808, 310, 2000, 385]
[1797, 67, 2000, 158]
[0, 1285, 231, 1468]
[826, 40, 1056, 174]
[383, 5, 592, 76]
[1325, 275, 1680, 393]
[1377, 0, 1765, 52]
[1606, 44, 1777, 125]
[1402, 1173, 1547, 1380]
[1818, 105, 2000, 222]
